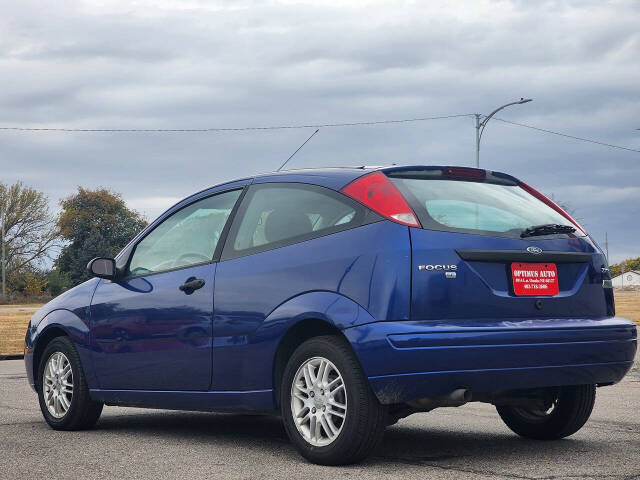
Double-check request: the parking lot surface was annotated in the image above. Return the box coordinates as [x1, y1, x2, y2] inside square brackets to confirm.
[1, 357, 639, 479]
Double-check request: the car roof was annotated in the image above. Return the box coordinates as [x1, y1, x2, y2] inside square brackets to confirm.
[184, 165, 524, 203]
[196, 165, 521, 195]
[251, 166, 385, 190]
[249, 165, 520, 190]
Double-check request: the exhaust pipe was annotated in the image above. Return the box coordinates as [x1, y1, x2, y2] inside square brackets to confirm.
[407, 388, 472, 412]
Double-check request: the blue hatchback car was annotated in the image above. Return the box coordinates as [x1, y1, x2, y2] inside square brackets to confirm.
[25, 165, 636, 464]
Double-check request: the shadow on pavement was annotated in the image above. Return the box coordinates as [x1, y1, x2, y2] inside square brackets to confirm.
[98, 410, 289, 443]
[94, 409, 595, 468]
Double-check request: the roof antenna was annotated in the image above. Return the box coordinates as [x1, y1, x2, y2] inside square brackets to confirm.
[276, 128, 320, 171]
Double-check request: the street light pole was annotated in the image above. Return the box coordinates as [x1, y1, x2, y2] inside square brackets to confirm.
[474, 114, 481, 168]
[474, 98, 533, 168]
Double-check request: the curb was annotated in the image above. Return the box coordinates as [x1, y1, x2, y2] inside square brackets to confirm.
[0, 354, 24, 361]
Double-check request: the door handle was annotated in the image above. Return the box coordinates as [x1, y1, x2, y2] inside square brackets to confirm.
[179, 278, 205, 293]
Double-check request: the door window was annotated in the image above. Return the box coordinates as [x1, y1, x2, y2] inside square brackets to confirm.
[222, 183, 373, 259]
[127, 189, 241, 276]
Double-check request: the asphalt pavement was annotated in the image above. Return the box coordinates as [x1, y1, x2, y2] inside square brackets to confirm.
[1, 356, 639, 479]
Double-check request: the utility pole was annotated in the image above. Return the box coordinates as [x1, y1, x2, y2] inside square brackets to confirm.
[1, 209, 5, 301]
[605, 232, 610, 265]
[474, 98, 533, 168]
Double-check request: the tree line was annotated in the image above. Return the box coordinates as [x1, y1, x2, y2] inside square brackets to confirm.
[610, 257, 640, 277]
[0, 182, 147, 300]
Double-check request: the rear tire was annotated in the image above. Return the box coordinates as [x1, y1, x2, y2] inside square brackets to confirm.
[496, 385, 595, 440]
[37, 336, 103, 430]
[281, 335, 386, 465]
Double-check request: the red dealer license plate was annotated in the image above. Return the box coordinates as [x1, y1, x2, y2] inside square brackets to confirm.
[511, 262, 559, 296]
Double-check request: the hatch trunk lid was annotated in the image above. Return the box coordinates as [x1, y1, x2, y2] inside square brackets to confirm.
[409, 229, 611, 321]
[381, 166, 613, 321]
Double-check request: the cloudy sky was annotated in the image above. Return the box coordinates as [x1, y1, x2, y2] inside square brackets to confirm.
[1, 0, 639, 263]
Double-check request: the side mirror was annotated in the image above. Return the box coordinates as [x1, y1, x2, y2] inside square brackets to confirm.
[87, 257, 117, 280]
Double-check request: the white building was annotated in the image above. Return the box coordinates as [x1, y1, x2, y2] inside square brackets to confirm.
[611, 270, 640, 288]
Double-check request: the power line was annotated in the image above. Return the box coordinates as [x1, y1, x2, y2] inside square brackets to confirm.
[493, 117, 640, 154]
[0, 113, 473, 133]
[1, 112, 638, 154]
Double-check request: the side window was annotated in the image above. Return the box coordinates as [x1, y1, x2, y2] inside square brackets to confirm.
[222, 183, 372, 260]
[127, 189, 241, 276]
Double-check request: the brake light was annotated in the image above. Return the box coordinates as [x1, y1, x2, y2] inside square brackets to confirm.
[519, 181, 586, 234]
[443, 167, 486, 180]
[341, 172, 421, 227]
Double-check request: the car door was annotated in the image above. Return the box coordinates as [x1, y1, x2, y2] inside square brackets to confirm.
[211, 182, 398, 391]
[89, 188, 243, 391]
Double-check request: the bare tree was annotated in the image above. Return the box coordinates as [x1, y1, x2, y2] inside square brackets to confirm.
[0, 182, 60, 273]
[549, 194, 583, 225]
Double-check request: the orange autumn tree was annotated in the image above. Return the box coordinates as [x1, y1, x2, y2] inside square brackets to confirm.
[56, 188, 147, 285]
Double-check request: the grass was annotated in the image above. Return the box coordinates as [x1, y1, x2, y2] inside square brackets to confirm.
[0, 293, 639, 356]
[0, 305, 41, 355]
[614, 292, 640, 326]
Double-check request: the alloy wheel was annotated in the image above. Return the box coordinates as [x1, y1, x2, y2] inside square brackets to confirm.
[290, 356, 347, 446]
[43, 352, 73, 418]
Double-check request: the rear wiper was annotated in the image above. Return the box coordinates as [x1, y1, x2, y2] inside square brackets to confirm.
[520, 224, 576, 238]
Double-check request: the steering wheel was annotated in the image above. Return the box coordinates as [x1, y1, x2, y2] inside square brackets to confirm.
[174, 252, 211, 267]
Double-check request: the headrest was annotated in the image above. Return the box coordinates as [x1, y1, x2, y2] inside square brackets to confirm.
[264, 209, 313, 244]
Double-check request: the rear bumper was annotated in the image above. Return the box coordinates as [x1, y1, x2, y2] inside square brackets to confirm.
[344, 317, 637, 405]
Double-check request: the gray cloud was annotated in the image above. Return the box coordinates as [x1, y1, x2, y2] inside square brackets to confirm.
[1, 0, 639, 263]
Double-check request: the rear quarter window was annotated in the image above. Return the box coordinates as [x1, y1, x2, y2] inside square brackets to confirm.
[221, 183, 379, 260]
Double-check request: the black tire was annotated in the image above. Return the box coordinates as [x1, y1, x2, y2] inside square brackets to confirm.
[280, 335, 386, 465]
[37, 336, 103, 430]
[496, 385, 595, 440]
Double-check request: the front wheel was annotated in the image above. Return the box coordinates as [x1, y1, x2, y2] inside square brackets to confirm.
[496, 385, 596, 440]
[281, 335, 386, 465]
[37, 336, 103, 430]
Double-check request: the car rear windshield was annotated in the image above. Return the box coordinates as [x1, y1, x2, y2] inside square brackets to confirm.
[388, 174, 583, 238]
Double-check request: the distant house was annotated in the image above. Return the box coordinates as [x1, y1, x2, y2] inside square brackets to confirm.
[611, 270, 640, 288]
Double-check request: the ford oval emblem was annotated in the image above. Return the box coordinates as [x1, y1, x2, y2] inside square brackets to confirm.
[526, 246, 543, 254]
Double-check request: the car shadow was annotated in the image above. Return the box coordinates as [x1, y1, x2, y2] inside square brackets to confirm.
[373, 423, 593, 468]
[97, 410, 290, 444]
[95, 409, 595, 467]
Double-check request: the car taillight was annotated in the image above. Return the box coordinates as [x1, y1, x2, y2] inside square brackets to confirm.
[341, 171, 421, 227]
[519, 181, 586, 234]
